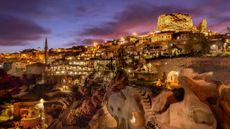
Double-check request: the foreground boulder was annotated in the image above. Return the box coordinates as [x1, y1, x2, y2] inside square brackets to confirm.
[105, 69, 217, 129]
[180, 68, 230, 129]
[212, 84, 230, 129]
[107, 86, 146, 129]
[155, 77, 217, 129]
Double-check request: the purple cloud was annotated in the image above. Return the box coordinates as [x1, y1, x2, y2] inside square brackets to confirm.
[67, 38, 106, 46]
[0, 0, 229, 52]
[0, 15, 50, 46]
[0, 0, 44, 17]
[79, 4, 193, 39]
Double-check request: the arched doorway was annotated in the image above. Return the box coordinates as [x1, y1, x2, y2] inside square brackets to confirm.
[166, 71, 180, 89]
[210, 44, 219, 53]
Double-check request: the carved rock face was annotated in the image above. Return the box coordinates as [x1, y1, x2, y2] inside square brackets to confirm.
[157, 13, 197, 32]
[156, 94, 216, 129]
[107, 87, 145, 129]
[89, 106, 117, 129]
[155, 80, 217, 129]
[218, 84, 230, 104]
[216, 84, 230, 129]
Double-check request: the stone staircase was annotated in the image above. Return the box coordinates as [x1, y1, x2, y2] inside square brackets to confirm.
[135, 88, 161, 129]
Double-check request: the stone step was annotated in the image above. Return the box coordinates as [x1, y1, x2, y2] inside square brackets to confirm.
[142, 99, 150, 103]
[140, 91, 146, 96]
[143, 101, 150, 104]
[145, 109, 153, 113]
[143, 105, 151, 109]
[145, 114, 155, 119]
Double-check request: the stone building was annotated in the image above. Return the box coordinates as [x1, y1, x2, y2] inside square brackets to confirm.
[150, 32, 173, 42]
[26, 62, 46, 75]
[7, 61, 27, 77]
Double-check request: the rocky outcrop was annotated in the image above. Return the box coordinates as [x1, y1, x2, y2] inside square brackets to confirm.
[180, 68, 230, 129]
[155, 78, 217, 129]
[212, 84, 230, 129]
[89, 106, 117, 129]
[135, 87, 160, 129]
[198, 18, 207, 33]
[180, 69, 218, 102]
[64, 88, 105, 128]
[106, 83, 216, 129]
[157, 13, 197, 32]
[105, 68, 218, 129]
[151, 91, 173, 113]
[107, 86, 146, 129]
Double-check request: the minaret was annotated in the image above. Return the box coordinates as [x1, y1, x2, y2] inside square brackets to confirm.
[44, 37, 48, 65]
[43, 37, 48, 84]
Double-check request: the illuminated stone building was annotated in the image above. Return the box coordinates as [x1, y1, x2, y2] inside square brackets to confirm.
[157, 13, 197, 32]
[26, 62, 46, 75]
[150, 32, 173, 42]
[48, 57, 94, 77]
[143, 44, 163, 59]
[7, 61, 27, 76]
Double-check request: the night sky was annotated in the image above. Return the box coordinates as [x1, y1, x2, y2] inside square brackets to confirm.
[0, 0, 229, 52]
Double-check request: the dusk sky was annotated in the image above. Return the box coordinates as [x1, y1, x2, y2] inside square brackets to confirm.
[0, 0, 230, 53]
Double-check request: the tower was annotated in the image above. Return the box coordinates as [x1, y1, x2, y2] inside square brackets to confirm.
[44, 37, 48, 65]
[42, 37, 49, 84]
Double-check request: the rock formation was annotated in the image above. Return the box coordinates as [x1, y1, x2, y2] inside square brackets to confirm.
[104, 69, 217, 129]
[180, 69, 217, 102]
[64, 88, 105, 128]
[155, 86, 217, 129]
[50, 67, 224, 129]
[105, 70, 146, 129]
[214, 84, 230, 129]
[107, 86, 146, 129]
[198, 18, 207, 33]
[179, 68, 230, 129]
[56, 69, 128, 129]
[157, 13, 197, 32]
[89, 106, 117, 129]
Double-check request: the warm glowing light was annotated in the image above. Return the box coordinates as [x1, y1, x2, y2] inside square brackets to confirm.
[120, 37, 125, 41]
[93, 42, 98, 46]
[210, 44, 218, 50]
[132, 32, 138, 36]
[130, 114, 136, 124]
[149, 32, 154, 35]
[175, 72, 179, 75]
[40, 98, 44, 104]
